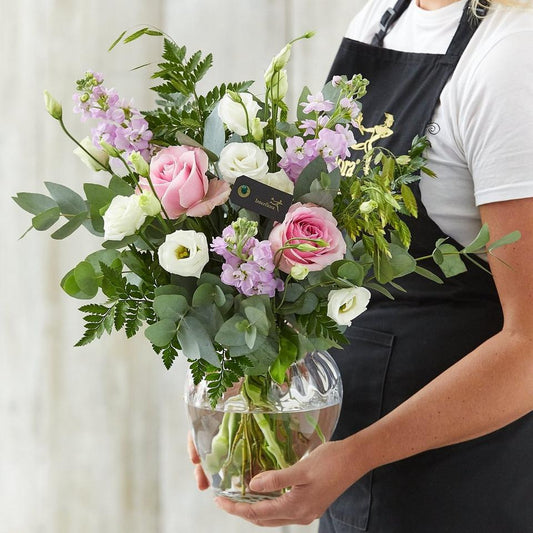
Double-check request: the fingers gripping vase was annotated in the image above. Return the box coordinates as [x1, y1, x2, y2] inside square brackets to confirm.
[185, 350, 343, 502]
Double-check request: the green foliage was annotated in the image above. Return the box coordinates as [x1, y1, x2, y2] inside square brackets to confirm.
[142, 38, 252, 145]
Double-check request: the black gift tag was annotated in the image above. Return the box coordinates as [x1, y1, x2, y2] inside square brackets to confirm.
[229, 175, 293, 222]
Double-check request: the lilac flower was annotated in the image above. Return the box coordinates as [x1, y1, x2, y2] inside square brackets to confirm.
[279, 136, 315, 182]
[299, 115, 329, 136]
[73, 71, 153, 162]
[212, 224, 284, 297]
[331, 75, 343, 87]
[300, 92, 334, 114]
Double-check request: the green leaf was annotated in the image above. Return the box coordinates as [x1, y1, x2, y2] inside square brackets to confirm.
[109, 176, 134, 196]
[145, 319, 177, 347]
[269, 334, 298, 384]
[178, 316, 219, 366]
[202, 104, 225, 158]
[84, 183, 116, 233]
[293, 157, 328, 200]
[50, 212, 88, 239]
[243, 306, 270, 336]
[388, 244, 417, 277]
[155, 284, 190, 298]
[45, 182, 87, 215]
[335, 261, 365, 285]
[60, 269, 93, 299]
[463, 223, 490, 253]
[124, 27, 151, 44]
[414, 266, 443, 284]
[153, 294, 188, 320]
[108, 29, 127, 51]
[401, 184, 418, 217]
[215, 315, 247, 346]
[365, 282, 394, 300]
[245, 325, 257, 350]
[488, 230, 521, 252]
[192, 283, 219, 307]
[436, 244, 467, 278]
[283, 283, 305, 303]
[73, 261, 99, 298]
[32, 207, 61, 231]
[12, 192, 58, 215]
[296, 86, 312, 122]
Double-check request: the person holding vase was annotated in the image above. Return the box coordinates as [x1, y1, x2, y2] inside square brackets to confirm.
[191, 0, 533, 530]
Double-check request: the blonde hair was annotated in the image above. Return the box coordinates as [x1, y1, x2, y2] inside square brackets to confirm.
[471, 0, 531, 15]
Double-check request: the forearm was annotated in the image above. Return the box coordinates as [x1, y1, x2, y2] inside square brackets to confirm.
[344, 329, 533, 476]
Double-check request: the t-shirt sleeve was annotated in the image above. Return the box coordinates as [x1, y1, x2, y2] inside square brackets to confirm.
[459, 31, 533, 206]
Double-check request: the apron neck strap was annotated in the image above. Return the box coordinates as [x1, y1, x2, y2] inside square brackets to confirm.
[371, 0, 411, 47]
[371, 0, 489, 50]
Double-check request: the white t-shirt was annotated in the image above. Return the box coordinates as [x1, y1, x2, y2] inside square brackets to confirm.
[345, 1, 533, 246]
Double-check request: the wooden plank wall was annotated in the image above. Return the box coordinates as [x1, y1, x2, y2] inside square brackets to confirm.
[1, 1, 366, 532]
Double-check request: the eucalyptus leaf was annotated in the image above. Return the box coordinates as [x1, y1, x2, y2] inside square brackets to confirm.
[60, 269, 94, 299]
[45, 182, 87, 215]
[414, 266, 443, 284]
[203, 104, 225, 158]
[32, 207, 61, 231]
[145, 319, 177, 347]
[293, 157, 328, 199]
[488, 230, 521, 252]
[245, 325, 257, 350]
[463, 223, 490, 253]
[73, 261, 99, 297]
[178, 316, 219, 366]
[436, 244, 467, 278]
[215, 315, 247, 346]
[109, 176, 134, 196]
[243, 306, 270, 336]
[296, 86, 312, 122]
[153, 294, 189, 320]
[12, 192, 58, 215]
[155, 284, 190, 298]
[50, 212, 88, 240]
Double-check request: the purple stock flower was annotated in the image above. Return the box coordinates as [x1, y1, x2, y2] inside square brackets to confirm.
[301, 92, 334, 114]
[212, 227, 284, 297]
[73, 72, 153, 162]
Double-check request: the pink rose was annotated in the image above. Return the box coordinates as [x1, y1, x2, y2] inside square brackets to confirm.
[139, 145, 230, 219]
[268, 203, 346, 274]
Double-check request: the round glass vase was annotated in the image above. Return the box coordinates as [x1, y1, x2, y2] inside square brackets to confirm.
[185, 350, 343, 502]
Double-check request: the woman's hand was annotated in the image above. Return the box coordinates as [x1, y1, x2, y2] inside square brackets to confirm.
[187, 432, 210, 491]
[214, 439, 365, 527]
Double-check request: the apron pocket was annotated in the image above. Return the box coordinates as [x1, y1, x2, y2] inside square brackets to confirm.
[327, 326, 395, 531]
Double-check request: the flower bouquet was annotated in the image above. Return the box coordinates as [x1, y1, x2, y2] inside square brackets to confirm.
[14, 28, 515, 501]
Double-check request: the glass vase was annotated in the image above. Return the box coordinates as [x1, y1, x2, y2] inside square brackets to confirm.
[185, 350, 343, 502]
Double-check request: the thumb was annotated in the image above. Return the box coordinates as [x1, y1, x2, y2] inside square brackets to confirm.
[249, 461, 307, 493]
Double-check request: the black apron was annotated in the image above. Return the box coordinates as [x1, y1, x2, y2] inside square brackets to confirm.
[319, 1, 533, 531]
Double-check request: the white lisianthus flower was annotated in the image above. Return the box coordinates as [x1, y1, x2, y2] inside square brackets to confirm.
[73, 137, 109, 172]
[218, 92, 261, 136]
[218, 142, 269, 184]
[327, 287, 371, 326]
[268, 70, 288, 102]
[258, 169, 294, 194]
[103, 194, 146, 241]
[158, 230, 209, 278]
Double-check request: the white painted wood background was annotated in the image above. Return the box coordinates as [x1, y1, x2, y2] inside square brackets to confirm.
[1, 1, 366, 532]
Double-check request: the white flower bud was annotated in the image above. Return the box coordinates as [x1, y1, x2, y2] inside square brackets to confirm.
[130, 151, 150, 177]
[138, 191, 161, 216]
[43, 90, 62, 120]
[290, 265, 309, 280]
[73, 137, 109, 172]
